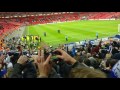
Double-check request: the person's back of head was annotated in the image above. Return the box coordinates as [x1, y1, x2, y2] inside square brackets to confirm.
[88, 57, 99, 69]
[74, 55, 80, 61]
[78, 56, 85, 63]
[105, 52, 111, 60]
[82, 51, 86, 56]
[106, 59, 118, 69]
[84, 58, 97, 69]
[69, 67, 106, 78]
[84, 59, 91, 66]
[112, 53, 120, 60]
[87, 53, 91, 58]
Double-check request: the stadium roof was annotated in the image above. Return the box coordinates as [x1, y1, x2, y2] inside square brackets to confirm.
[0, 12, 74, 18]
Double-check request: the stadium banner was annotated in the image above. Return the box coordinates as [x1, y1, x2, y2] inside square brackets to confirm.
[89, 19, 115, 20]
[102, 37, 109, 41]
[40, 20, 80, 25]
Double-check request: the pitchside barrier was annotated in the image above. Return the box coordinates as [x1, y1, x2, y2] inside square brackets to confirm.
[38, 20, 81, 25]
[89, 18, 116, 20]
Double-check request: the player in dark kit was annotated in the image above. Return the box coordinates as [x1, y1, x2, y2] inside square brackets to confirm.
[44, 32, 46, 37]
[96, 32, 98, 39]
[23, 35, 26, 39]
[58, 30, 60, 33]
[40, 37, 41, 42]
[29, 35, 32, 42]
[35, 36, 39, 41]
[65, 36, 68, 41]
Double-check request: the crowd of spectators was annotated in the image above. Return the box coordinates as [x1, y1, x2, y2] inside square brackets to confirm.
[0, 34, 120, 78]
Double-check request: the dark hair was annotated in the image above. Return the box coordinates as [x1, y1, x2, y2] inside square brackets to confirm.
[109, 59, 118, 69]
[84, 58, 99, 69]
[17, 46, 21, 50]
[84, 59, 91, 66]
[78, 56, 85, 63]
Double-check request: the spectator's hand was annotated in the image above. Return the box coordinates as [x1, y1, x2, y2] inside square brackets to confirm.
[31, 55, 38, 64]
[115, 47, 118, 50]
[105, 67, 111, 71]
[37, 50, 52, 78]
[10, 55, 14, 58]
[17, 55, 28, 65]
[0, 64, 2, 69]
[55, 49, 76, 65]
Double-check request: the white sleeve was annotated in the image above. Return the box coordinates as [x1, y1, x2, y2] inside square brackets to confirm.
[7, 62, 13, 69]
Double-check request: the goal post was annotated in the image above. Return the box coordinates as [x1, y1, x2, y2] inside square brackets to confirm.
[118, 24, 120, 33]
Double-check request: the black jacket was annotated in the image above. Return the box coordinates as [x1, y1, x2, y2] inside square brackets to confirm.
[10, 62, 37, 78]
[9, 63, 23, 78]
[10, 61, 87, 78]
[58, 61, 87, 78]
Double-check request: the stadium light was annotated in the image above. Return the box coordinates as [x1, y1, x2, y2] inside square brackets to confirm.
[14, 16, 18, 17]
[5, 16, 9, 18]
[54, 13, 58, 15]
[39, 14, 42, 16]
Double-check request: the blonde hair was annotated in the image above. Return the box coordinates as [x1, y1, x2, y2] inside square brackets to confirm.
[69, 67, 106, 78]
[105, 53, 111, 60]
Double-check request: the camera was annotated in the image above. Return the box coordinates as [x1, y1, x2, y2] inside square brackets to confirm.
[51, 50, 61, 56]
[44, 49, 62, 63]
[50, 50, 62, 63]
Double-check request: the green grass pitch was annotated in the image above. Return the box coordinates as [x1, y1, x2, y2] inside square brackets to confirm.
[23, 20, 120, 46]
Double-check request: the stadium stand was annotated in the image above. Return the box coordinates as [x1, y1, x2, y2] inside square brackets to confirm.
[0, 12, 120, 78]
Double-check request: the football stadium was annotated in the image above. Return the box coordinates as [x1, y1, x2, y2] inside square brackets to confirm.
[24, 20, 119, 46]
[0, 12, 120, 78]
